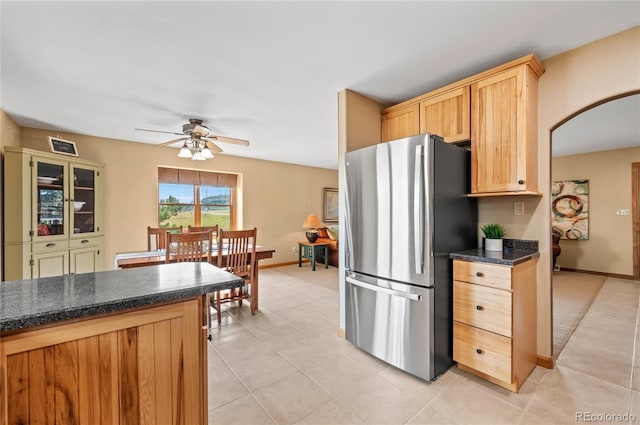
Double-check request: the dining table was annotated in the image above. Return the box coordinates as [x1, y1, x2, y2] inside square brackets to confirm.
[114, 246, 275, 310]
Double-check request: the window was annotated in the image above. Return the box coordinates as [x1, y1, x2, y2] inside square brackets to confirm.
[158, 167, 237, 229]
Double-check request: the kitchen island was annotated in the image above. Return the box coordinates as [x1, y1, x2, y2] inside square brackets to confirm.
[0, 262, 243, 425]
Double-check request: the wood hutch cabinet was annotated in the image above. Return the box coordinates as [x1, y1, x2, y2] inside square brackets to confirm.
[3, 147, 104, 280]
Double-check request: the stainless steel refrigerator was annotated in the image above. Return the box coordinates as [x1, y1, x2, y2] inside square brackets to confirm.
[344, 133, 477, 380]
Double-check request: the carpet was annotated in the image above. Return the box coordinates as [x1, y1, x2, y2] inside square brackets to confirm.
[553, 270, 606, 358]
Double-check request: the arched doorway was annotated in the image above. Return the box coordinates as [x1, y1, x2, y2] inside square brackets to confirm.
[550, 90, 640, 358]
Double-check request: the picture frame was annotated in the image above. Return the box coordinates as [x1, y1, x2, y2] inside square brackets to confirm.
[323, 188, 338, 222]
[48, 136, 78, 156]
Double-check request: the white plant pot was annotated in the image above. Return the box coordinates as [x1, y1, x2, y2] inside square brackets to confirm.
[485, 238, 503, 252]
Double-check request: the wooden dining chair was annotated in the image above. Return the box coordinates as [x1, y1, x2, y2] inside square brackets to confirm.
[147, 226, 182, 251]
[187, 225, 218, 249]
[165, 230, 213, 264]
[211, 228, 257, 325]
[187, 225, 219, 237]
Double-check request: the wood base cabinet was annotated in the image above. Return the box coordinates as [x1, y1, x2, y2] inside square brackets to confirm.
[1, 298, 207, 425]
[453, 258, 537, 393]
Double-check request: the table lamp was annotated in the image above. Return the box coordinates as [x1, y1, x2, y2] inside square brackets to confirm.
[302, 214, 322, 243]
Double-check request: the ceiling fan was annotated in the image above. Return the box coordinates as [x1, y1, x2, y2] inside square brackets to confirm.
[135, 118, 250, 160]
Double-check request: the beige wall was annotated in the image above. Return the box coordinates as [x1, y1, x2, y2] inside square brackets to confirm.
[337, 89, 385, 328]
[17, 127, 338, 271]
[479, 26, 640, 357]
[552, 146, 640, 276]
[1, 110, 21, 279]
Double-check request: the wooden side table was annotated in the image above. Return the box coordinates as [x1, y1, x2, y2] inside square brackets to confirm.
[298, 241, 329, 271]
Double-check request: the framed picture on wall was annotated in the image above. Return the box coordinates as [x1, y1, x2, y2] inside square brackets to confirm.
[48, 136, 78, 156]
[323, 188, 338, 222]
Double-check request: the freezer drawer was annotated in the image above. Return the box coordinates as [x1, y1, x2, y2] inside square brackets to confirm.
[345, 272, 434, 380]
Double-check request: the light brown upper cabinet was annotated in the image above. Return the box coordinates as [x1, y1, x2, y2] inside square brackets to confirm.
[380, 54, 544, 196]
[419, 86, 470, 143]
[381, 103, 420, 142]
[470, 64, 541, 195]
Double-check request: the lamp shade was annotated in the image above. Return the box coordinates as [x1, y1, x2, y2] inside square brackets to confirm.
[302, 214, 321, 228]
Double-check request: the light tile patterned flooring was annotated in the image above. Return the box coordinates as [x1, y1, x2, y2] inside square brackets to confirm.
[208, 265, 640, 425]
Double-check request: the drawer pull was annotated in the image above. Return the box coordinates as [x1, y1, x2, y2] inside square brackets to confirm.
[518, 179, 525, 185]
[476, 348, 483, 354]
[476, 305, 484, 311]
[46, 243, 56, 248]
[81, 239, 90, 244]
[476, 272, 484, 277]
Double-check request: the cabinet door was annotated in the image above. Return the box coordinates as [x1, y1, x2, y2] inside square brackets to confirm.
[381, 104, 420, 142]
[419, 86, 470, 143]
[31, 250, 69, 278]
[70, 246, 101, 274]
[471, 66, 528, 193]
[32, 157, 69, 241]
[71, 164, 102, 236]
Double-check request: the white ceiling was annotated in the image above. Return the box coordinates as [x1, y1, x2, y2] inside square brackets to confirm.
[552, 94, 640, 157]
[1, 1, 638, 169]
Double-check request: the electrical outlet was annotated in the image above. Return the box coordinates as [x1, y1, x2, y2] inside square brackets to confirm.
[513, 201, 525, 216]
[616, 209, 630, 216]
[292, 245, 298, 252]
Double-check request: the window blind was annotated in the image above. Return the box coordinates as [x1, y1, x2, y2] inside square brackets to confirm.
[158, 167, 237, 187]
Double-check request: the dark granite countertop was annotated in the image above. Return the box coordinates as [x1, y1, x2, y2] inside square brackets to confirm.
[450, 238, 539, 266]
[0, 262, 243, 332]
[449, 248, 539, 266]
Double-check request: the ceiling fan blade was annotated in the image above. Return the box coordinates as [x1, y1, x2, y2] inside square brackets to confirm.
[212, 135, 250, 146]
[159, 137, 188, 146]
[135, 128, 185, 136]
[193, 124, 210, 136]
[204, 139, 224, 153]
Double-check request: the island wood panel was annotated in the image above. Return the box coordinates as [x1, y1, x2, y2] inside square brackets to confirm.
[419, 86, 470, 143]
[380, 103, 420, 142]
[1, 299, 204, 425]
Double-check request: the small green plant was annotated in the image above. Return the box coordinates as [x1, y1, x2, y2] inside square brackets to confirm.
[481, 223, 506, 239]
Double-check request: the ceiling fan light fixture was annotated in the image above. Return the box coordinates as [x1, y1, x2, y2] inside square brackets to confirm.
[178, 144, 193, 158]
[201, 147, 214, 159]
[192, 150, 206, 161]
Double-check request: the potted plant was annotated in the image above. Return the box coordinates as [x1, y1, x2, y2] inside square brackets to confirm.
[481, 223, 506, 252]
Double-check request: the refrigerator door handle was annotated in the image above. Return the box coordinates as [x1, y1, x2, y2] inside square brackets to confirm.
[413, 145, 424, 274]
[346, 276, 422, 301]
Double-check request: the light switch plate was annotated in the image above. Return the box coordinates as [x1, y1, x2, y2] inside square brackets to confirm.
[616, 209, 630, 216]
[513, 201, 525, 216]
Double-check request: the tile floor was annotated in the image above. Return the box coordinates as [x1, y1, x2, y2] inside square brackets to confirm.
[208, 265, 640, 425]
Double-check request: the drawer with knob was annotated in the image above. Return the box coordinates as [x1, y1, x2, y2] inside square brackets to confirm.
[32, 240, 70, 253]
[453, 260, 512, 290]
[453, 280, 512, 337]
[453, 321, 511, 383]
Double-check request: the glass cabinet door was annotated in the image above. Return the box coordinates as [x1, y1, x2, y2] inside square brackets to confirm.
[33, 159, 68, 240]
[71, 165, 99, 235]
